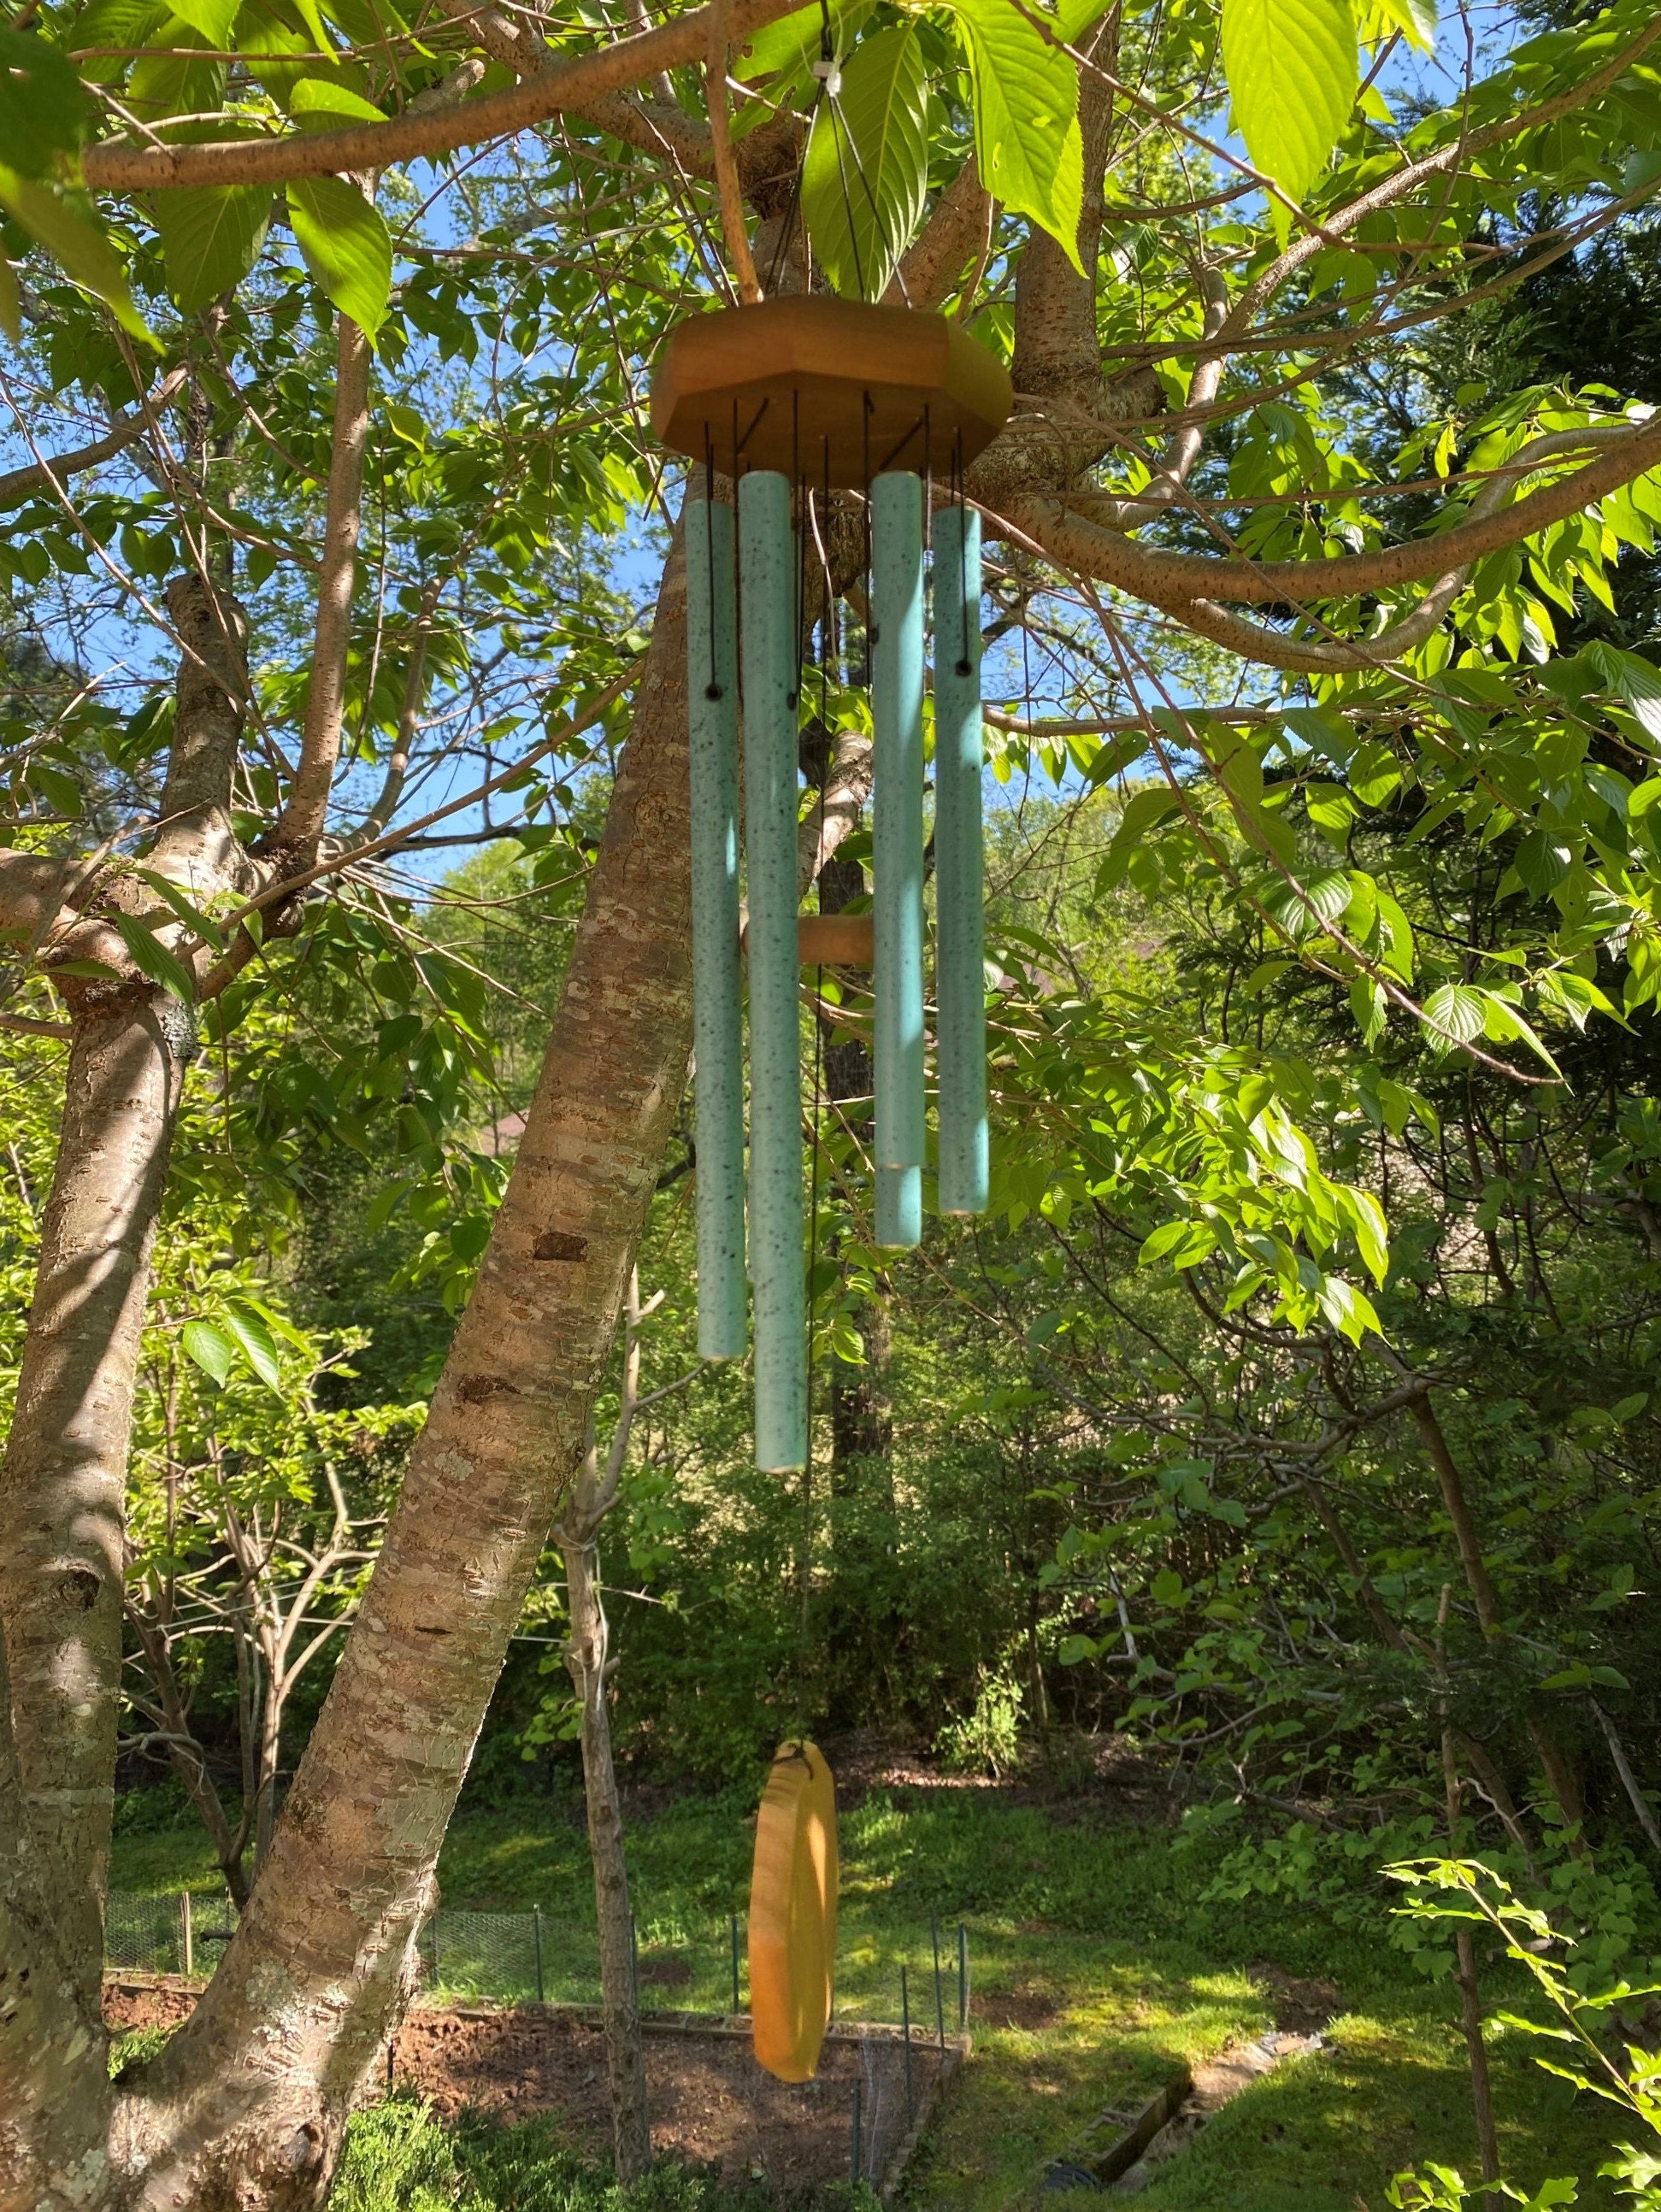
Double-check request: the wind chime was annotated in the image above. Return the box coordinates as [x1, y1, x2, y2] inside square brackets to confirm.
[651, 295, 1012, 1474]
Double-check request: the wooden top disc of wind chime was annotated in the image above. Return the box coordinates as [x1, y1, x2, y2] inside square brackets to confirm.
[747, 1740, 839, 2082]
[651, 296, 1013, 487]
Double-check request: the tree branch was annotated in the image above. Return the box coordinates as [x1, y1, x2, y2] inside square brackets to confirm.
[0, 368, 187, 509]
[271, 313, 372, 858]
[80, 0, 806, 191]
[995, 415, 1661, 624]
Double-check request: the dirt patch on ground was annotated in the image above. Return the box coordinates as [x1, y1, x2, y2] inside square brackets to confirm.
[104, 1981, 949, 2191]
[390, 2013, 948, 2190]
[811, 1729, 1171, 1822]
[105, 1977, 200, 2033]
[1247, 1964, 1340, 2034]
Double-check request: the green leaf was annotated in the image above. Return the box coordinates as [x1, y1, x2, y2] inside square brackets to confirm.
[153, 183, 273, 311]
[27, 759, 82, 815]
[285, 0, 333, 56]
[111, 912, 198, 1003]
[289, 74, 384, 125]
[133, 868, 226, 948]
[0, 166, 154, 343]
[1363, 0, 1434, 50]
[1221, 0, 1358, 207]
[127, 18, 225, 121]
[1140, 1217, 1216, 1269]
[801, 25, 928, 303]
[1612, 650, 1661, 744]
[180, 1318, 236, 1385]
[0, 28, 94, 179]
[168, 0, 239, 44]
[945, 0, 1084, 273]
[1350, 974, 1387, 1045]
[286, 175, 391, 337]
[1479, 989, 1563, 1077]
[68, 0, 169, 83]
[1422, 981, 1483, 1046]
[222, 1301, 282, 1391]
[0, 256, 18, 342]
[1151, 1567, 1185, 1607]
[733, 0, 869, 82]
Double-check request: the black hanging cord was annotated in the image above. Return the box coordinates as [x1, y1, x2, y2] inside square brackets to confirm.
[703, 427, 722, 704]
[862, 391, 874, 685]
[953, 428, 971, 679]
[762, 0, 835, 297]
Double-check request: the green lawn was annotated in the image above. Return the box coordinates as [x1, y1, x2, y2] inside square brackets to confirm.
[111, 1781, 1628, 2210]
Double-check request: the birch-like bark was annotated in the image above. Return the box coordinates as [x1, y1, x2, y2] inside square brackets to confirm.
[0, 577, 250, 2196]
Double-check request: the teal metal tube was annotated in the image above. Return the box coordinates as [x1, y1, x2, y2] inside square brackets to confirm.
[875, 1165, 922, 1250]
[739, 471, 807, 1472]
[685, 497, 747, 1356]
[932, 503, 987, 1215]
[872, 471, 925, 1250]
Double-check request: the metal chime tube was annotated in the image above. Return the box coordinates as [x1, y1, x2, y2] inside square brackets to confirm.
[739, 471, 808, 1471]
[872, 471, 925, 1250]
[685, 497, 747, 1356]
[932, 503, 987, 1215]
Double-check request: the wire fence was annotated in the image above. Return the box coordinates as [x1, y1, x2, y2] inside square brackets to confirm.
[106, 1890, 973, 2038]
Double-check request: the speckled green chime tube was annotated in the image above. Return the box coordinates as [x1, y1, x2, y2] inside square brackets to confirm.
[739, 471, 808, 1472]
[932, 502, 987, 1215]
[685, 493, 747, 1358]
[873, 471, 926, 1250]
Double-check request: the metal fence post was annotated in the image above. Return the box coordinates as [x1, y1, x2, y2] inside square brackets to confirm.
[729, 1913, 741, 2015]
[629, 1913, 639, 2008]
[901, 1962, 914, 2119]
[957, 1922, 969, 2031]
[179, 1890, 193, 1980]
[533, 1903, 545, 2004]
[931, 1913, 945, 2050]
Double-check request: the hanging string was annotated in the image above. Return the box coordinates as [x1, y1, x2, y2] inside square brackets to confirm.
[822, 79, 910, 305]
[821, 434, 834, 730]
[765, 6, 833, 297]
[792, 389, 806, 715]
[805, 954, 824, 1512]
[953, 429, 970, 680]
[862, 391, 874, 685]
[923, 403, 933, 553]
[703, 427, 722, 702]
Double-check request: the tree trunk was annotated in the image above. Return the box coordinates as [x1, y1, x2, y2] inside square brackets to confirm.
[561, 1521, 651, 2180]
[0, 999, 192, 2006]
[1443, 1730, 1502, 2206]
[1409, 1391, 1587, 1851]
[0, 576, 258, 2199]
[94, 527, 696, 2206]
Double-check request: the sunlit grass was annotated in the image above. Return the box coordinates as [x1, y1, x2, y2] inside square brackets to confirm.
[111, 1782, 1630, 2209]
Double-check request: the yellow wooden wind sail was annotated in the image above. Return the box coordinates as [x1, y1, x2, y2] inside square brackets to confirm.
[747, 1739, 839, 2082]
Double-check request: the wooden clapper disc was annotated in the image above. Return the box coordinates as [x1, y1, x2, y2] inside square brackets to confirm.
[748, 1740, 839, 2082]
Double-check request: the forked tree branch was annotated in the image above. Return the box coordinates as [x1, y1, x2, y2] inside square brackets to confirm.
[271, 313, 373, 857]
[80, 0, 807, 191]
